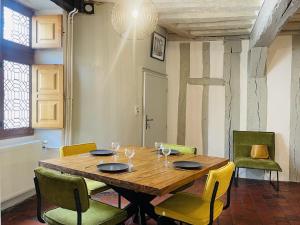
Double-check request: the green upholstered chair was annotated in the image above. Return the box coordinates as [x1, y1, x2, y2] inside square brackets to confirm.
[34, 167, 127, 225]
[155, 162, 235, 225]
[161, 143, 197, 155]
[233, 131, 282, 191]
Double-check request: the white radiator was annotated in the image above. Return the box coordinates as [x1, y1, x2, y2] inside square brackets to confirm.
[0, 140, 42, 207]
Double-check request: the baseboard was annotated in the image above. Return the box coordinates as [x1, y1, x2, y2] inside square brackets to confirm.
[1, 188, 35, 211]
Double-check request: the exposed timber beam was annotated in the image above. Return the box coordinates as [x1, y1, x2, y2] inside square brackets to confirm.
[159, 12, 258, 23]
[190, 29, 251, 37]
[282, 21, 300, 30]
[250, 0, 300, 48]
[248, 47, 268, 77]
[188, 78, 225, 86]
[157, 6, 260, 14]
[159, 21, 195, 39]
[176, 20, 254, 31]
[167, 34, 249, 42]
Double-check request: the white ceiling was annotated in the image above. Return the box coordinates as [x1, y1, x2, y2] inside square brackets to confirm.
[98, 0, 265, 40]
[16, 0, 266, 39]
[15, 0, 61, 11]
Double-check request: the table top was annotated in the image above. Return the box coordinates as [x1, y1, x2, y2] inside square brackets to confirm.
[39, 147, 228, 196]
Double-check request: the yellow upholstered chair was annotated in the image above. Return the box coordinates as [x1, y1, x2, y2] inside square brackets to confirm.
[155, 162, 235, 225]
[60, 143, 109, 196]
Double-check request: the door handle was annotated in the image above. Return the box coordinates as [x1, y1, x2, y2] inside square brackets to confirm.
[145, 115, 154, 130]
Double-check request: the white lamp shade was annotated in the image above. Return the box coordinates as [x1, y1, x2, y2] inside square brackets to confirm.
[111, 0, 158, 40]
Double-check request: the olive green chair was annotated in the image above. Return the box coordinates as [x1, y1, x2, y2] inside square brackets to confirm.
[161, 143, 197, 193]
[161, 143, 197, 155]
[34, 167, 127, 225]
[233, 131, 282, 191]
[155, 162, 235, 225]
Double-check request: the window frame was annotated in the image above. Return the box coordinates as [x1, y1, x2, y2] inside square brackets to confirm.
[0, 0, 34, 139]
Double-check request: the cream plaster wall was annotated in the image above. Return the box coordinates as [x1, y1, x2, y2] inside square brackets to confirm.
[72, 3, 166, 146]
[166, 42, 180, 144]
[186, 84, 203, 154]
[267, 36, 292, 181]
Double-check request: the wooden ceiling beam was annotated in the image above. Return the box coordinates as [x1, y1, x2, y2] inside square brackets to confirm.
[176, 20, 254, 31]
[159, 12, 258, 24]
[158, 21, 195, 39]
[190, 29, 251, 37]
[167, 33, 249, 41]
[250, 0, 300, 48]
[156, 6, 260, 14]
[282, 21, 300, 31]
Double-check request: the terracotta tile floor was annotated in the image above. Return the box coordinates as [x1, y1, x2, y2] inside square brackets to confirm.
[2, 178, 300, 225]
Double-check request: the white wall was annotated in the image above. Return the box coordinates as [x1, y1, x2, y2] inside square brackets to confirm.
[166, 42, 180, 144]
[72, 3, 166, 146]
[267, 36, 292, 181]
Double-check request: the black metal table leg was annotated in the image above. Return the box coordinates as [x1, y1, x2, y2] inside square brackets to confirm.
[110, 186, 158, 225]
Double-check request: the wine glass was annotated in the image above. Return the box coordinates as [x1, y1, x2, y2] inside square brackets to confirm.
[154, 142, 161, 159]
[161, 146, 171, 167]
[112, 142, 120, 161]
[125, 148, 135, 172]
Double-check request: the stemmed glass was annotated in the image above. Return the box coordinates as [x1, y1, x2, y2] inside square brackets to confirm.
[125, 148, 135, 172]
[161, 145, 171, 167]
[155, 142, 162, 159]
[112, 142, 120, 161]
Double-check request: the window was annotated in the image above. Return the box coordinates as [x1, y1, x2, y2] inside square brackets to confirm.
[0, 0, 33, 139]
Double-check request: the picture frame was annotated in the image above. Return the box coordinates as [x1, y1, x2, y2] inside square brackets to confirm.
[150, 32, 166, 61]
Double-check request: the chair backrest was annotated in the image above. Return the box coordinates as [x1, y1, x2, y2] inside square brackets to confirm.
[202, 162, 235, 202]
[60, 143, 97, 157]
[162, 143, 197, 154]
[233, 131, 275, 160]
[34, 167, 89, 212]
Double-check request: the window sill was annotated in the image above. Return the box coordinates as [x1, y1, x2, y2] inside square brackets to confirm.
[0, 128, 34, 140]
[0, 135, 36, 147]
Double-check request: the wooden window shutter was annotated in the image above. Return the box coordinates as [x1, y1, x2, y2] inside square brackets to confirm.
[32, 65, 64, 128]
[32, 15, 62, 48]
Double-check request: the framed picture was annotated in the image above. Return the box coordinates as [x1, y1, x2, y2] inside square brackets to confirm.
[151, 32, 166, 61]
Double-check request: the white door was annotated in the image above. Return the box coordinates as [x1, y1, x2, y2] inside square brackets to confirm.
[143, 69, 168, 147]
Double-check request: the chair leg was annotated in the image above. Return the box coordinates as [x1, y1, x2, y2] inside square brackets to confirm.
[234, 168, 239, 187]
[118, 193, 122, 208]
[269, 170, 279, 192]
[276, 171, 279, 191]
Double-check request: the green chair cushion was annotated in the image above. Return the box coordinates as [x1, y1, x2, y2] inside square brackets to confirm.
[84, 179, 109, 196]
[44, 199, 127, 225]
[162, 143, 196, 154]
[235, 157, 282, 171]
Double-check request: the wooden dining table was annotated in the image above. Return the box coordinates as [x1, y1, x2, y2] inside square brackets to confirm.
[39, 146, 228, 225]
